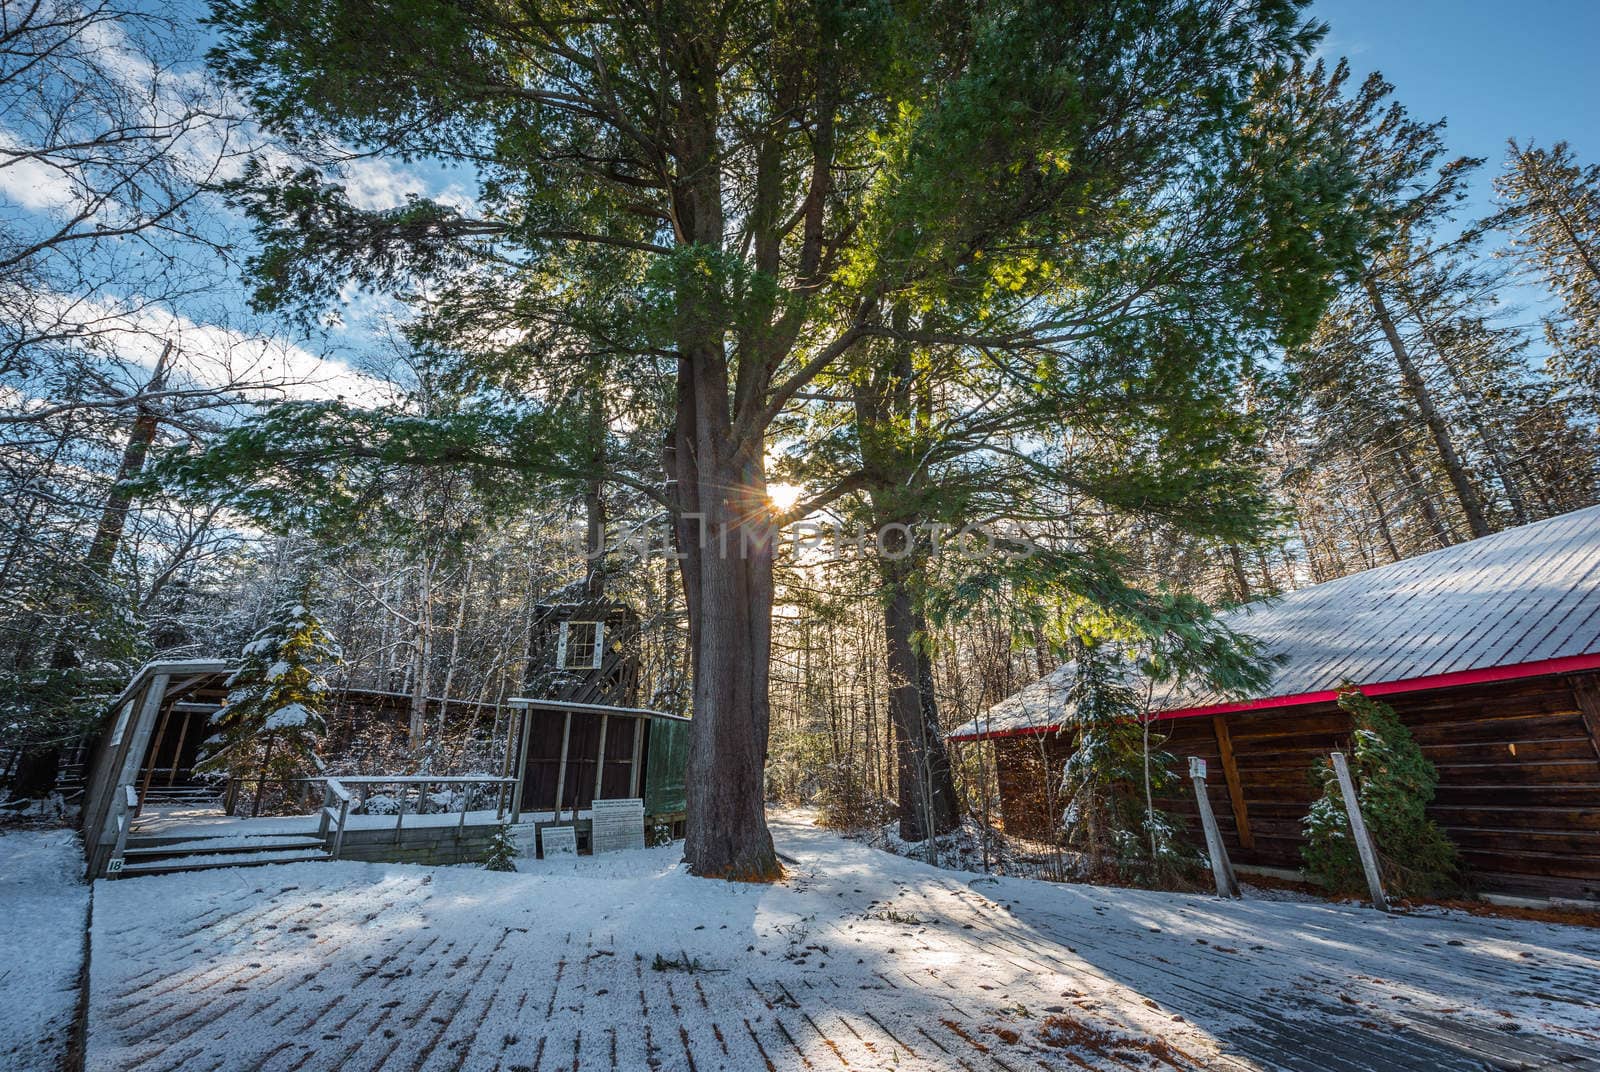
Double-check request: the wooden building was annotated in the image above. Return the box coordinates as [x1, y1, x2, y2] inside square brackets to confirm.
[506, 600, 689, 845]
[949, 505, 1600, 903]
[77, 600, 690, 876]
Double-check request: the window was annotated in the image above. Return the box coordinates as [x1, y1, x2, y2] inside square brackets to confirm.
[557, 620, 605, 670]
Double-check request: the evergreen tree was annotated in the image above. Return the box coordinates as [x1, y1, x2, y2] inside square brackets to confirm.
[1057, 637, 1197, 888]
[1302, 685, 1459, 899]
[482, 821, 519, 872]
[196, 0, 1354, 879]
[197, 593, 340, 791]
[1495, 140, 1600, 409]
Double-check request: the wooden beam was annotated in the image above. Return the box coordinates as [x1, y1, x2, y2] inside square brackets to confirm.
[554, 711, 572, 821]
[1190, 764, 1240, 898]
[510, 708, 532, 823]
[120, 673, 171, 823]
[1572, 674, 1600, 762]
[1211, 715, 1254, 851]
[629, 716, 645, 798]
[166, 705, 197, 784]
[594, 714, 609, 798]
[136, 698, 177, 812]
[1331, 751, 1389, 911]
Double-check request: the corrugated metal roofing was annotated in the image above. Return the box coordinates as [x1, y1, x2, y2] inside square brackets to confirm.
[949, 503, 1600, 741]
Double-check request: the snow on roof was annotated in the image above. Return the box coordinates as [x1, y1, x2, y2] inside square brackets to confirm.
[507, 696, 689, 721]
[950, 503, 1600, 741]
[104, 659, 233, 715]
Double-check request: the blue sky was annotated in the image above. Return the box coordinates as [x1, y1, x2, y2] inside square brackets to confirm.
[1315, 0, 1600, 220]
[5, 0, 1594, 406]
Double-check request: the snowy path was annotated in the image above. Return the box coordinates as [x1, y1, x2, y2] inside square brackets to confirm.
[1, 827, 90, 1071]
[86, 812, 1600, 1072]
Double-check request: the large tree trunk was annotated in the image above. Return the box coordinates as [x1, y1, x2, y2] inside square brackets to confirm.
[881, 558, 961, 841]
[667, 361, 780, 880]
[11, 345, 172, 799]
[582, 353, 608, 600]
[408, 552, 435, 756]
[1396, 283, 1533, 525]
[1365, 276, 1491, 538]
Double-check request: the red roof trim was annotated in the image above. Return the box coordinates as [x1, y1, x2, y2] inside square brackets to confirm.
[946, 651, 1600, 743]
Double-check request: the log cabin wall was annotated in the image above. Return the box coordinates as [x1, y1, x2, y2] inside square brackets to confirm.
[991, 737, 1058, 842]
[991, 669, 1600, 902]
[1163, 671, 1600, 901]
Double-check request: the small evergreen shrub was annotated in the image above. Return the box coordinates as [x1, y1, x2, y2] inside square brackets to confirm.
[482, 821, 520, 872]
[1058, 639, 1201, 888]
[197, 591, 341, 794]
[1302, 685, 1460, 899]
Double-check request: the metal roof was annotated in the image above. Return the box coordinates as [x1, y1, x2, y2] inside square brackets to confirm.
[949, 503, 1600, 741]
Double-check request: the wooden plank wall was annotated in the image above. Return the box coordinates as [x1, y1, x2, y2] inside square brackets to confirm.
[991, 669, 1600, 901]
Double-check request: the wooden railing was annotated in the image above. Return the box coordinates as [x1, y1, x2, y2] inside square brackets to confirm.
[315, 778, 352, 859]
[304, 775, 517, 847]
[106, 784, 137, 878]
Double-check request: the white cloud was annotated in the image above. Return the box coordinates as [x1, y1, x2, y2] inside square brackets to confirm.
[338, 155, 477, 214]
[28, 288, 398, 407]
[0, 131, 85, 212]
[340, 156, 432, 211]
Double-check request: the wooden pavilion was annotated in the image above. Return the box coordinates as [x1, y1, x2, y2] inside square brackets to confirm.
[949, 504, 1600, 903]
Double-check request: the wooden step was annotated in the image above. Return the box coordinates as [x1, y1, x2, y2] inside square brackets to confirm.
[117, 848, 332, 877]
[123, 836, 327, 857]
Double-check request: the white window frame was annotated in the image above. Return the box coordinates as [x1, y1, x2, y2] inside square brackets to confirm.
[557, 620, 605, 670]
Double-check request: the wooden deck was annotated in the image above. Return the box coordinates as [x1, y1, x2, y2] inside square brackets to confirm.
[86, 815, 1600, 1072]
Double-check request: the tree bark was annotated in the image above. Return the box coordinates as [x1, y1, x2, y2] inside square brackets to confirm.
[658, 21, 785, 880]
[1387, 443, 1454, 548]
[582, 353, 608, 600]
[1397, 283, 1532, 525]
[408, 553, 435, 756]
[84, 342, 173, 575]
[11, 345, 172, 799]
[880, 557, 961, 841]
[1225, 544, 1251, 602]
[1364, 276, 1491, 538]
[667, 369, 780, 879]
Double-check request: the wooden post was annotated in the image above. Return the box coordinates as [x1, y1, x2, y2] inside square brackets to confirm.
[1210, 716, 1253, 851]
[118, 673, 170, 823]
[332, 792, 349, 859]
[166, 706, 195, 785]
[1189, 757, 1240, 898]
[553, 711, 572, 822]
[628, 716, 645, 798]
[593, 714, 609, 799]
[1330, 751, 1388, 911]
[317, 782, 333, 841]
[395, 781, 408, 845]
[509, 707, 531, 823]
[1571, 675, 1600, 761]
[251, 735, 277, 818]
[137, 699, 176, 812]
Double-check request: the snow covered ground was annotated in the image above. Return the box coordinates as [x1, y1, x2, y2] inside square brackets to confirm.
[84, 811, 1600, 1071]
[0, 827, 90, 1071]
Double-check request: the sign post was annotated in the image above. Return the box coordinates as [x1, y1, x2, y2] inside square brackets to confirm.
[1329, 752, 1389, 911]
[1189, 757, 1240, 898]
